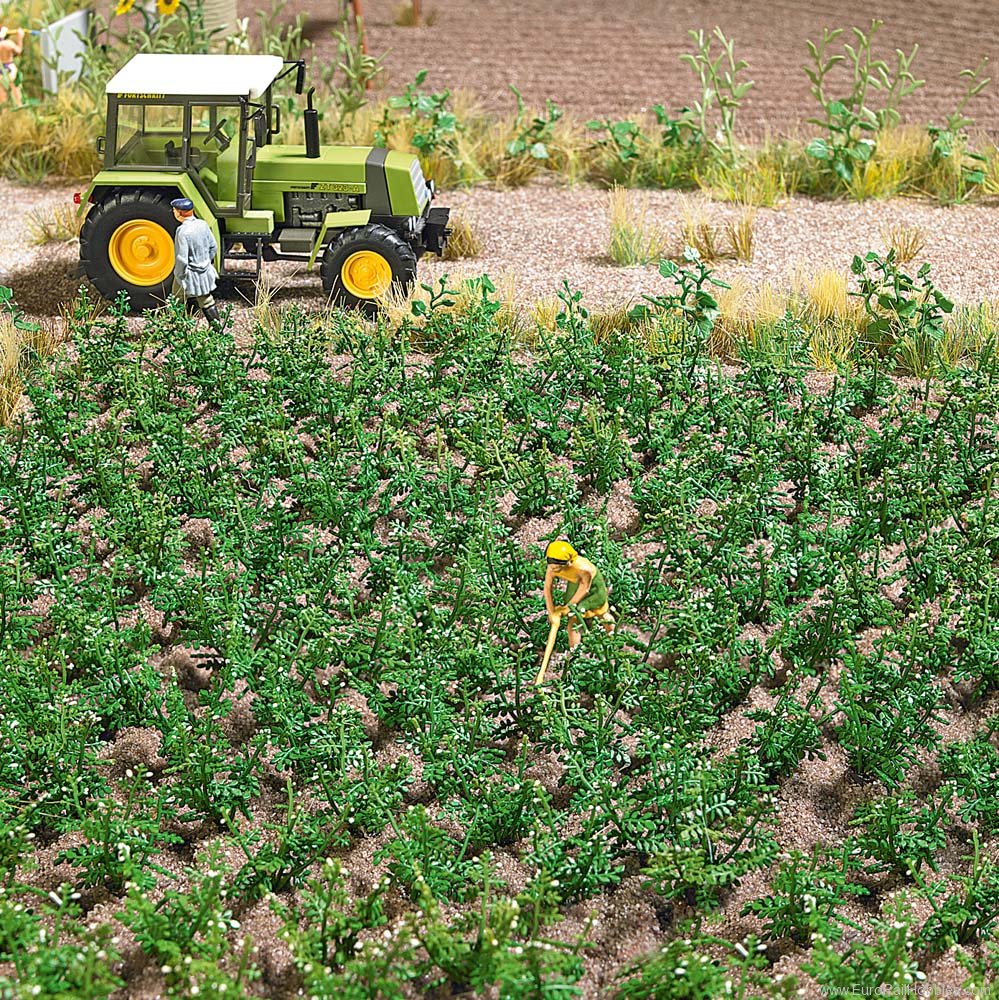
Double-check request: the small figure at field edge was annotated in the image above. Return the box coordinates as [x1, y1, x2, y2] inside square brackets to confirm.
[543, 539, 616, 652]
[0, 26, 26, 108]
[170, 198, 224, 329]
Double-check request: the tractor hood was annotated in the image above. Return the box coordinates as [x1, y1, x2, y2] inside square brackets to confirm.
[253, 145, 430, 217]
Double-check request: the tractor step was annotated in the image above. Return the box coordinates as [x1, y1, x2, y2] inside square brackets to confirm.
[277, 227, 317, 253]
[221, 235, 266, 279]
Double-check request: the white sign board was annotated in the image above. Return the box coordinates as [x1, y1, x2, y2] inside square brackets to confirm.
[39, 9, 91, 95]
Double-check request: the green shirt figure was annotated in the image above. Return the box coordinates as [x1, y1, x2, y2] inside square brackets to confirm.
[543, 539, 615, 651]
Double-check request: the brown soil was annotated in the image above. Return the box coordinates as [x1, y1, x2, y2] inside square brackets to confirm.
[264, 0, 999, 135]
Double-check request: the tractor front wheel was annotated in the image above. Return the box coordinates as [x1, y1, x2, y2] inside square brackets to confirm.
[321, 224, 417, 315]
[80, 190, 179, 311]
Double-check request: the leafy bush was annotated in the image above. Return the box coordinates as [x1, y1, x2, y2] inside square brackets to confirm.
[941, 736, 999, 832]
[851, 250, 954, 374]
[616, 932, 800, 999]
[804, 20, 923, 188]
[742, 846, 868, 944]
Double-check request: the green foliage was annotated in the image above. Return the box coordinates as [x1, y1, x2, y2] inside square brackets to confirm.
[1, 285, 996, 994]
[615, 932, 800, 999]
[273, 857, 389, 969]
[0, 884, 122, 998]
[376, 804, 481, 901]
[851, 249, 955, 374]
[803, 898, 926, 993]
[940, 735, 999, 832]
[742, 845, 868, 944]
[0, 286, 39, 335]
[638, 746, 779, 909]
[507, 85, 563, 161]
[912, 833, 999, 952]
[652, 103, 706, 150]
[123, 844, 260, 996]
[680, 27, 754, 163]
[586, 118, 646, 164]
[745, 682, 827, 778]
[804, 20, 923, 187]
[848, 788, 950, 875]
[835, 633, 945, 786]
[377, 69, 460, 155]
[630, 247, 731, 353]
[926, 60, 991, 202]
[319, 30, 385, 140]
[55, 771, 181, 893]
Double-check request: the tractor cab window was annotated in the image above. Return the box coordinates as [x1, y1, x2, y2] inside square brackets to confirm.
[114, 102, 184, 166]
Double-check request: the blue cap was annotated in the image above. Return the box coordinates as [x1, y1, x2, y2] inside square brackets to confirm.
[170, 197, 194, 211]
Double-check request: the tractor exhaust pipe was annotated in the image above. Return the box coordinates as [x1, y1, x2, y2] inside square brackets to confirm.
[304, 87, 320, 159]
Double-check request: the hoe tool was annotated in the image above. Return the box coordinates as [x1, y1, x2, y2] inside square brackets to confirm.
[534, 612, 563, 686]
[535, 604, 578, 686]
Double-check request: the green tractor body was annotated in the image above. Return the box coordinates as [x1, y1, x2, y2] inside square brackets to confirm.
[79, 54, 450, 311]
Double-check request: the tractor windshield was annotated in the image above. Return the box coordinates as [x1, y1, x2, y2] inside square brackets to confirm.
[114, 103, 185, 166]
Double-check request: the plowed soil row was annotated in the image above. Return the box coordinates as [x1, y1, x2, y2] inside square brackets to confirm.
[262, 0, 999, 137]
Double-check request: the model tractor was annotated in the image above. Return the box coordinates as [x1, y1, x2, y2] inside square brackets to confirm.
[77, 54, 450, 312]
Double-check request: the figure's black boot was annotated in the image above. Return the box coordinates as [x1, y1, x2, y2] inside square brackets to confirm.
[202, 305, 225, 331]
[184, 298, 199, 316]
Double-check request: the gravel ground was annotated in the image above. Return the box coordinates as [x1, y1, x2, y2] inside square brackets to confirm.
[6, 176, 999, 331]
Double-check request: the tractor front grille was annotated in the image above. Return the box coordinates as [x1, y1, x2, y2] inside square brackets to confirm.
[410, 159, 430, 210]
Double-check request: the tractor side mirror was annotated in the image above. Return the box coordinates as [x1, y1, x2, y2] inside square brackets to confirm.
[96, 135, 106, 156]
[254, 111, 266, 147]
[295, 62, 305, 94]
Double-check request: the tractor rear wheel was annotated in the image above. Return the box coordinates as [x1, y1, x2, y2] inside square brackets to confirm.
[80, 190, 179, 311]
[321, 224, 417, 315]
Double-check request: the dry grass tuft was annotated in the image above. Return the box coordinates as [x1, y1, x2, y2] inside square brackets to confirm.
[0, 310, 63, 426]
[0, 88, 100, 182]
[796, 269, 854, 323]
[882, 223, 926, 264]
[0, 316, 21, 425]
[607, 187, 664, 266]
[753, 282, 789, 327]
[724, 206, 756, 262]
[712, 277, 753, 358]
[809, 317, 860, 371]
[938, 302, 999, 369]
[530, 296, 560, 335]
[791, 268, 867, 370]
[679, 198, 726, 262]
[252, 266, 302, 334]
[698, 156, 794, 207]
[27, 204, 84, 246]
[590, 303, 636, 342]
[442, 213, 483, 260]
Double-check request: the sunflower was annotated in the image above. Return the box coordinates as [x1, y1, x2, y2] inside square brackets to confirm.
[156, 0, 182, 15]
[113, 0, 136, 14]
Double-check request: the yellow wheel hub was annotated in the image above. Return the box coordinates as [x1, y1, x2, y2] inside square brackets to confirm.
[341, 250, 393, 299]
[108, 219, 174, 286]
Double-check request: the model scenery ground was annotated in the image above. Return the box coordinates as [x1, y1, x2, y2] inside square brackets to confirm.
[286, 0, 999, 133]
[1, 2, 999, 998]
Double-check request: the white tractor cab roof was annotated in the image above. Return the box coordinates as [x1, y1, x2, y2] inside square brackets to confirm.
[106, 54, 286, 100]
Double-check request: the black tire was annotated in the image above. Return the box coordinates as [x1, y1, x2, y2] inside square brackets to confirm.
[320, 223, 417, 315]
[79, 189, 180, 312]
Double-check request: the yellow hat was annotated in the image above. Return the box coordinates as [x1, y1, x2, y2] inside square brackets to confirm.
[545, 540, 577, 563]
